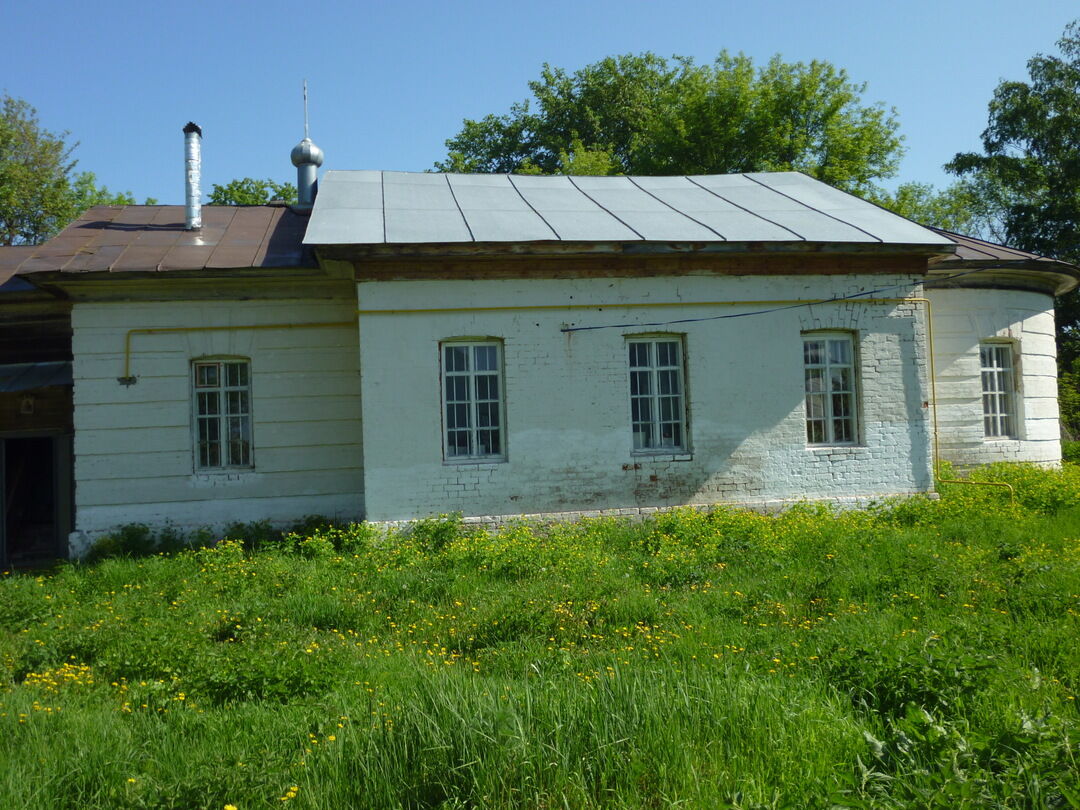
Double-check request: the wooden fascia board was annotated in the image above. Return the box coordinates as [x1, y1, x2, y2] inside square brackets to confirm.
[26, 269, 355, 302]
[343, 252, 933, 282]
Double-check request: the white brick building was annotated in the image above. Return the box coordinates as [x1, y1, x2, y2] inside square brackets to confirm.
[1, 170, 1076, 559]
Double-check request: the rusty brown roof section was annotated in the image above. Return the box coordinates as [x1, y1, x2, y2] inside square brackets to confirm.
[931, 227, 1064, 264]
[2, 205, 314, 279]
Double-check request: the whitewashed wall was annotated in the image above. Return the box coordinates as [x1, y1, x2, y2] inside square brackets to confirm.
[928, 287, 1060, 467]
[357, 274, 933, 521]
[70, 297, 364, 548]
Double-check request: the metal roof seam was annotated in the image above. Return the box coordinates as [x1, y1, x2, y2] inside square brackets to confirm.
[250, 208, 282, 267]
[685, 176, 805, 240]
[380, 172, 387, 245]
[624, 176, 728, 240]
[201, 207, 239, 269]
[505, 175, 561, 240]
[443, 173, 476, 243]
[565, 175, 645, 240]
[742, 174, 883, 243]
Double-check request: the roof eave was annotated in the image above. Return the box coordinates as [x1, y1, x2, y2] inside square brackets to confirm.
[314, 239, 956, 262]
[927, 260, 1080, 297]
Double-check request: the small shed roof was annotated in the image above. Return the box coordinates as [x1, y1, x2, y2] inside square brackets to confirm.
[305, 170, 956, 249]
[1, 205, 315, 278]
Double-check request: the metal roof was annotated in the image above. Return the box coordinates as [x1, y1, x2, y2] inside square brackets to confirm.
[0, 361, 72, 393]
[930, 227, 1066, 264]
[1, 205, 316, 276]
[305, 170, 956, 248]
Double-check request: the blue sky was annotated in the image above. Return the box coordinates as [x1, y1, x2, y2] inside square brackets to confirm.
[3, 0, 1075, 205]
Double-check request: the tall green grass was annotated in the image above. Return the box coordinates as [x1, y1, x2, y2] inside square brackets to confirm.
[1, 463, 1078, 808]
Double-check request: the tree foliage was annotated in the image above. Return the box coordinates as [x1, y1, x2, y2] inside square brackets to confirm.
[946, 20, 1080, 370]
[208, 177, 297, 206]
[436, 52, 904, 194]
[0, 94, 151, 245]
[0, 95, 76, 245]
[947, 20, 1080, 265]
[868, 180, 996, 236]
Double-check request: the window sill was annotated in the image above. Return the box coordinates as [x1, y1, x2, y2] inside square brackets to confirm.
[443, 457, 507, 467]
[805, 444, 866, 453]
[192, 470, 257, 487]
[631, 451, 693, 462]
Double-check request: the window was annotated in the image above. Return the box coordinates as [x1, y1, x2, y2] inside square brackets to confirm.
[442, 342, 504, 460]
[193, 360, 252, 469]
[803, 333, 858, 445]
[980, 343, 1017, 438]
[628, 337, 687, 452]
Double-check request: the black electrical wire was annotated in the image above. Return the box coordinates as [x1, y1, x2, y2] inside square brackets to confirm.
[559, 266, 990, 333]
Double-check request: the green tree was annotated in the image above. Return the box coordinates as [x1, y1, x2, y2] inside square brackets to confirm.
[208, 177, 297, 206]
[69, 170, 156, 210]
[0, 94, 151, 245]
[0, 94, 76, 245]
[947, 20, 1080, 265]
[945, 20, 1080, 436]
[436, 52, 904, 194]
[868, 180, 996, 235]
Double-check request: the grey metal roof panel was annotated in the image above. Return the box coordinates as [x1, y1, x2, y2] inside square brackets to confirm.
[303, 207, 384, 245]
[462, 209, 559, 242]
[567, 176, 719, 241]
[537, 210, 643, 242]
[688, 174, 877, 242]
[386, 210, 473, 244]
[748, 172, 956, 246]
[304, 170, 958, 248]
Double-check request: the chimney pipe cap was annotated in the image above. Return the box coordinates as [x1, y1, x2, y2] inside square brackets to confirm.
[291, 137, 324, 168]
[183, 122, 202, 137]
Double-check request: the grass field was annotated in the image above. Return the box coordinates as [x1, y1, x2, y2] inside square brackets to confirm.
[2, 463, 1078, 809]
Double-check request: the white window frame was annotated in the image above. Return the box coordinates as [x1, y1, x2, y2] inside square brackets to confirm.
[441, 340, 506, 462]
[627, 335, 688, 453]
[192, 358, 253, 471]
[980, 342, 1018, 439]
[802, 332, 859, 446]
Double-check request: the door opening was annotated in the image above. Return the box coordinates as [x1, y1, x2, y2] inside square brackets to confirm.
[2, 436, 67, 567]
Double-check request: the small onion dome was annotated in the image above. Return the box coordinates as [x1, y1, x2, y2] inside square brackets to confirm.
[291, 137, 324, 168]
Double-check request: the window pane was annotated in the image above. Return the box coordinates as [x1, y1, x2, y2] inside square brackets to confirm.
[474, 345, 497, 371]
[834, 418, 853, 443]
[197, 391, 217, 416]
[629, 343, 650, 368]
[195, 364, 218, 388]
[445, 346, 469, 372]
[657, 342, 679, 366]
[829, 339, 851, 365]
[830, 368, 851, 393]
[804, 341, 824, 365]
[805, 368, 824, 393]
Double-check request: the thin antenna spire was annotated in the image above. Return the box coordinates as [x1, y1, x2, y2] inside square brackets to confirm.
[303, 79, 309, 139]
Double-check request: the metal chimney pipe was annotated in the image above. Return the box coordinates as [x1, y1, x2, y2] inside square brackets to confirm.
[291, 138, 324, 207]
[290, 81, 324, 209]
[183, 122, 202, 230]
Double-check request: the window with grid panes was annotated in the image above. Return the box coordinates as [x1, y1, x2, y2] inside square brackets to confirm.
[803, 333, 858, 445]
[628, 337, 687, 452]
[980, 343, 1017, 438]
[442, 342, 504, 460]
[192, 360, 252, 469]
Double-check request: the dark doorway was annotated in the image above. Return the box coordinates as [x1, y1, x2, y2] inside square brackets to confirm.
[1, 436, 69, 568]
